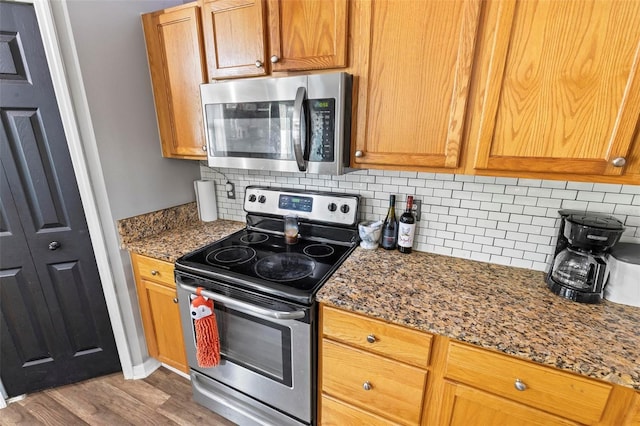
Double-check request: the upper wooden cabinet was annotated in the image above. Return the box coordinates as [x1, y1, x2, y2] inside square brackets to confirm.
[468, 0, 640, 177]
[201, 0, 348, 80]
[267, 0, 348, 72]
[142, 3, 207, 159]
[351, 0, 482, 170]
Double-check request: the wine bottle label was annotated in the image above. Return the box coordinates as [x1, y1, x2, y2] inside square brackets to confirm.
[398, 223, 416, 248]
[381, 227, 396, 246]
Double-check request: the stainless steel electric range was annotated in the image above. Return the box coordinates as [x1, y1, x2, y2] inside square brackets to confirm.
[175, 186, 360, 426]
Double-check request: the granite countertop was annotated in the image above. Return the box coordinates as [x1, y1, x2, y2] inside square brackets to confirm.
[117, 202, 244, 262]
[119, 204, 639, 391]
[122, 219, 245, 262]
[316, 247, 640, 390]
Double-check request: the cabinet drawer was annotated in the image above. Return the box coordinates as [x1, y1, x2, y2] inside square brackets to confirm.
[321, 394, 401, 426]
[132, 253, 175, 287]
[321, 339, 426, 425]
[444, 342, 612, 425]
[322, 305, 432, 367]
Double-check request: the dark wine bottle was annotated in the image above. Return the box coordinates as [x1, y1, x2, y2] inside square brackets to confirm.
[398, 196, 416, 254]
[380, 195, 397, 250]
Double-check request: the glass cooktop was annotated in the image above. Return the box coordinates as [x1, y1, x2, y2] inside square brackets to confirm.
[175, 228, 356, 305]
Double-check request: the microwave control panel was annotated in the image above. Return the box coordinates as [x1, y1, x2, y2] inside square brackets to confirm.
[309, 98, 335, 162]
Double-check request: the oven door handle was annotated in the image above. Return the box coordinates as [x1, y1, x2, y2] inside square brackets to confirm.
[179, 283, 306, 320]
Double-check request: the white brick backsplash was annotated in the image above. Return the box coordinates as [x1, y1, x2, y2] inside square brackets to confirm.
[201, 165, 640, 273]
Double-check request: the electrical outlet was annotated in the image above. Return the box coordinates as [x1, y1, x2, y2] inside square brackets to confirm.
[412, 199, 421, 221]
[225, 182, 236, 199]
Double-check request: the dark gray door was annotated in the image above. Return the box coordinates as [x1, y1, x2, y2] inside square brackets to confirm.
[0, 1, 120, 397]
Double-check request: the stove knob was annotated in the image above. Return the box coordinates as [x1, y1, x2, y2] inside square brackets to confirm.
[258, 195, 266, 204]
[340, 204, 350, 214]
[248, 194, 257, 202]
[328, 203, 337, 212]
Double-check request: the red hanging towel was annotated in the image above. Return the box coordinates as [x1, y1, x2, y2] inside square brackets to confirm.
[190, 287, 221, 367]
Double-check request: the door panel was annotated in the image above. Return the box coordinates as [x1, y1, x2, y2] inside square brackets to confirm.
[472, 0, 640, 175]
[0, 1, 120, 397]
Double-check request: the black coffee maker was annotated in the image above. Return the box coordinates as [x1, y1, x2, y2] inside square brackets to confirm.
[547, 210, 624, 303]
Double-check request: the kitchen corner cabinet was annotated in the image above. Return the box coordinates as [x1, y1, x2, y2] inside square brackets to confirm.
[131, 253, 188, 374]
[468, 0, 640, 178]
[318, 304, 640, 425]
[200, 0, 348, 80]
[142, 3, 207, 159]
[350, 0, 482, 171]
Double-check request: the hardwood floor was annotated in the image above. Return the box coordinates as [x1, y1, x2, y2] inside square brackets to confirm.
[0, 367, 236, 425]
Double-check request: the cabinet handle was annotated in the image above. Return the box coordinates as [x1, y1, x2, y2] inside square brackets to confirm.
[150, 270, 159, 276]
[270, 55, 279, 64]
[363, 381, 372, 391]
[173, 298, 178, 304]
[202, 145, 207, 151]
[514, 378, 527, 391]
[366, 334, 376, 344]
[48, 241, 61, 250]
[611, 157, 626, 167]
[355, 150, 363, 158]
[255, 60, 263, 68]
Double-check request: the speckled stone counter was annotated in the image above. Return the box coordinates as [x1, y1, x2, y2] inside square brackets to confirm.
[118, 203, 244, 262]
[317, 247, 640, 391]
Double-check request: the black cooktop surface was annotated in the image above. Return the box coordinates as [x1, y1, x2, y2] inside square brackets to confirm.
[175, 228, 356, 304]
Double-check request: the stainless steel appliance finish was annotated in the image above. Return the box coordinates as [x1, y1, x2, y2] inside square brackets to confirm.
[200, 72, 352, 175]
[546, 210, 624, 303]
[175, 187, 360, 425]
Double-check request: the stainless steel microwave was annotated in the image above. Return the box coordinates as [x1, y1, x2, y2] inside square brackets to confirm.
[200, 72, 352, 175]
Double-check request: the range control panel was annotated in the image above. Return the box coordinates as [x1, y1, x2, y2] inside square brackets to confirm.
[244, 186, 359, 226]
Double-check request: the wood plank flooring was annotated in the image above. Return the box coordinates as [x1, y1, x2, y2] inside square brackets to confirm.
[0, 367, 236, 425]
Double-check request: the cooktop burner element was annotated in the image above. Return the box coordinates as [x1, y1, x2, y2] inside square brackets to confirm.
[240, 232, 269, 244]
[205, 246, 256, 265]
[255, 253, 316, 282]
[175, 186, 361, 305]
[303, 244, 335, 258]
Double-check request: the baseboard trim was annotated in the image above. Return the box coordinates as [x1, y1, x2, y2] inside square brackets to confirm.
[130, 357, 161, 380]
[161, 363, 191, 380]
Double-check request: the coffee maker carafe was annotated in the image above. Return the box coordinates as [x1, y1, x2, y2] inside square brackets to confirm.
[547, 211, 624, 303]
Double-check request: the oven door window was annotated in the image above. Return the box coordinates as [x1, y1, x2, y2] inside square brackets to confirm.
[212, 305, 293, 387]
[206, 101, 295, 160]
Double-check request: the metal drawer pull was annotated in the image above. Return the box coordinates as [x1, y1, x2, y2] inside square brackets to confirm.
[150, 270, 159, 276]
[363, 381, 372, 391]
[514, 378, 527, 391]
[612, 157, 626, 167]
[366, 334, 376, 343]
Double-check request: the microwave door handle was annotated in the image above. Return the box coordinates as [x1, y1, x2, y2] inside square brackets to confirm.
[292, 86, 307, 172]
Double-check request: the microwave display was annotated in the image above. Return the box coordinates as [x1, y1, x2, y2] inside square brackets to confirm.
[206, 98, 335, 162]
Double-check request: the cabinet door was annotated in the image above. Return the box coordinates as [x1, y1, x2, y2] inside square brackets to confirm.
[267, 0, 348, 71]
[138, 279, 188, 373]
[471, 0, 640, 176]
[142, 4, 207, 159]
[201, 0, 268, 79]
[439, 382, 579, 426]
[352, 0, 482, 169]
[131, 254, 188, 373]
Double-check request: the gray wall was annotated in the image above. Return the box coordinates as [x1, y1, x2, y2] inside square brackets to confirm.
[54, 0, 200, 371]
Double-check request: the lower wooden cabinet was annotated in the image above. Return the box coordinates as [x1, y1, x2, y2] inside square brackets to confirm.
[443, 341, 611, 425]
[440, 381, 579, 426]
[320, 305, 433, 425]
[319, 304, 640, 426]
[131, 253, 188, 373]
